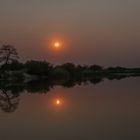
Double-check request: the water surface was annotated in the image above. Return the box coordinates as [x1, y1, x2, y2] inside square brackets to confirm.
[0, 78, 140, 140]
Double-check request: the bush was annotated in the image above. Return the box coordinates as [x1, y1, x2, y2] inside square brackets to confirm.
[25, 60, 53, 77]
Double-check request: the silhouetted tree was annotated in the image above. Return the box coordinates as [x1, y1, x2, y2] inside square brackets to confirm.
[0, 45, 19, 66]
[106, 67, 127, 73]
[61, 63, 76, 77]
[6, 60, 24, 71]
[25, 60, 53, 77]
[89, 65, 103, 71]
[51, 66, 69, 78]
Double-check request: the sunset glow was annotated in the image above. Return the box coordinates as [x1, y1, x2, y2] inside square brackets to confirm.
[56, 99, 61, 105]
[54, 42, 60, 48]
[1, 1, 140, 140]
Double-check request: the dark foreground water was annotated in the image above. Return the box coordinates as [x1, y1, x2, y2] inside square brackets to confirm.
[0, 77, 140, 140]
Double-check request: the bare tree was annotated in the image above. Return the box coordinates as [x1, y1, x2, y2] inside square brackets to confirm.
[0, 45, 19, 65]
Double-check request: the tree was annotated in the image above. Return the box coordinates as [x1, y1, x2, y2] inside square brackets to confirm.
[89, 65, 103, 71]
[61, 63, 76, 77]
[25, 60, 53, 77]
[5, 60, 24, 71]
[0, 45, 19, 66]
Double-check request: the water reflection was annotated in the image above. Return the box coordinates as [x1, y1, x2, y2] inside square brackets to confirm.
[0, 89, 19, 113]
[0, 77, 140, 140]
[0, 75, 139, 113]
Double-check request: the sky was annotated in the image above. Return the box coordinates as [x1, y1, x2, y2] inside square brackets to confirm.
[0, 0, 140, 67]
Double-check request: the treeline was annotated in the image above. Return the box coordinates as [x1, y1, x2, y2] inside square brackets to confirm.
[1, 60, 140, 79]
[0, 44, 140, 81]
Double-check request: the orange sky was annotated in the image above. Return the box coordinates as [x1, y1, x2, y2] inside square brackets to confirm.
[0, 0, 140, 67]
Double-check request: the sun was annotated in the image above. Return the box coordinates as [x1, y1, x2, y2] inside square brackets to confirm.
[56, 99, 60, 105]
[54, 42, 60, 48]
[47, 38, 65, 51]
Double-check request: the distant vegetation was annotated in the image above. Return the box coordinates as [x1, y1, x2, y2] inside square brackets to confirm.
[0, 44, 140, 82]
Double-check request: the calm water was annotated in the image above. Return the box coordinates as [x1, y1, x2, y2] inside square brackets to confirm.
[0, 77, 140, 140]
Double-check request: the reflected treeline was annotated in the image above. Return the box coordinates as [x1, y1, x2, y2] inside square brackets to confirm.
[0, 74, 137, 113]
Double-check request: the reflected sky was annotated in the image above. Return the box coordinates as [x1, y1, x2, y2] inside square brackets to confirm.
[0, 78, 140, 139]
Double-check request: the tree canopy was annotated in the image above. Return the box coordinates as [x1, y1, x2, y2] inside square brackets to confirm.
[0, 45, 19, 65]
